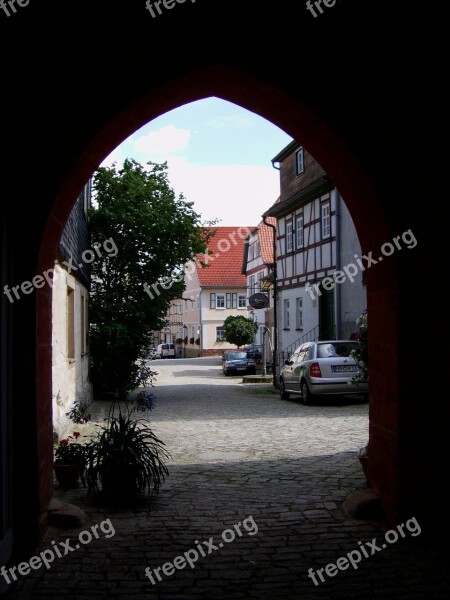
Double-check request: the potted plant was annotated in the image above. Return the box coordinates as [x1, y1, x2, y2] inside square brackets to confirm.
[54, 431, 87, 488]
[83, 396, 171, 506]
[349, 309, 368, 386]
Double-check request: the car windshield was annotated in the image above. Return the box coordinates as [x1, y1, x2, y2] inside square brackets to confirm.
[316, 342, 357, 358]
[227, 352, 247, 360]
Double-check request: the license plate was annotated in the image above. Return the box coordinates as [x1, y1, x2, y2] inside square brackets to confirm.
[332, 365, 357, 372]
[237, 367, 246, 371]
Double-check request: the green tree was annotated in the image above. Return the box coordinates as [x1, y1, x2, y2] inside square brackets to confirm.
[223, 316, 258, 348]
[89, 158, 214, 397]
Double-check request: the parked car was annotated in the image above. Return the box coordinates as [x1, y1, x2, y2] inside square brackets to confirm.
[279, 340, 368, 404]
[243, 344, 263, 360]
[156, 343, 176, 358]
[222, 350, 256, 375]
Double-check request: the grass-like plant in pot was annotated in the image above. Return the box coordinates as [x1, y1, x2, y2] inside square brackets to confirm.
[83, 393, 171, 506]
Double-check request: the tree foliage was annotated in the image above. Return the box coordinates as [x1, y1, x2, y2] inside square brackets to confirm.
[223, 316, 258, 348]
[89, 159, 213, 397]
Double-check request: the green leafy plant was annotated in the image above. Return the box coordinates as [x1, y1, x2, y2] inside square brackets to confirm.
[349, 309, 368, 385]
[54, 432, 87, 466]
[223, 315, 258, 348]
[83, 399, 171, 505]
[66, 397, 93, 424]
[89, 159, 216, 398]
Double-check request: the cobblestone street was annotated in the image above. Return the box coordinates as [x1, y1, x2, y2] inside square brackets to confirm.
[6, 358, 449, 599]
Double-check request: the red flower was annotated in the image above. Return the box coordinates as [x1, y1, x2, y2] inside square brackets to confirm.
[59, 439, 69, 446]
[73, 431, 81, 438]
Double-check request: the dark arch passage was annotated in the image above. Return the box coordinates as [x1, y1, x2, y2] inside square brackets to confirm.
[36, 65, 399, 534]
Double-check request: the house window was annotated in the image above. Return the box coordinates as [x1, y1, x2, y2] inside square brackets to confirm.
[283, 299, 290, 329]
[248, 274, 255, 296]
[296, 215, 304, 248]
[216, 294, 225, 309]
[238, 294, 246, 308]
[196, 296, 200, 310]
[67, 287, 75, 360]
[286, 220, 293, 253]
[210, 293, 216, 309]
[295, 147, 304, 175]
[321, 202, 331, 239]
[216, 326, 225, 341]
[296, 297, 303, 329]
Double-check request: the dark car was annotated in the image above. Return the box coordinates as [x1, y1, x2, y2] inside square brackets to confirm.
[222, 350, 256, 375]
[243, 344, 263, 360]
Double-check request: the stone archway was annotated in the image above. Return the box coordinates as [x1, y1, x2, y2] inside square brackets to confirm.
[36, 65, 399, 532]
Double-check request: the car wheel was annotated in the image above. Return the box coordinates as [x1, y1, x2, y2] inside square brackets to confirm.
[280, 379, 290, 400]
[301, 380, 312, 405]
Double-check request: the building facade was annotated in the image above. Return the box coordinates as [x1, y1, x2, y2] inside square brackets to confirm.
[242, 218, 276, 367]
[264, 142, 366, 368]
[51, 183, 92, 439]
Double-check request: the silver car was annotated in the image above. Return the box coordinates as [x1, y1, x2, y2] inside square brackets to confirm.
[279, 340, 368, 404]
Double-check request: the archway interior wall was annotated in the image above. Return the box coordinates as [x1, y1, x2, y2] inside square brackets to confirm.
[35, 66, 400, 533]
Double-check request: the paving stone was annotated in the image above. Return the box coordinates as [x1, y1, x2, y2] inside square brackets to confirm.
[6, 358, 450, 599]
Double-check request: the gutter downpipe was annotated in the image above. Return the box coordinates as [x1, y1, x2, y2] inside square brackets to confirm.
[263, 214, 278, 388]
[335, 189, 341, 339]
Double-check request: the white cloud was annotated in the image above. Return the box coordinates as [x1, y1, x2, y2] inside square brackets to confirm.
[132, 125, 190, 157]
[166, 157, 279, 226]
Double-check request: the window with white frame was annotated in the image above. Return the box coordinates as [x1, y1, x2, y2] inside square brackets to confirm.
[286, 220, 293, 253]
[296, 214, 304, 248]
[248, 274, 255, 296]
[296, 297, 303, 329]
[283, 299, 290, 329]
[295, 147, 304, 175]
[321, 202, 331, 239]
[238, 294, 246, 308]
[216, 326, 225, 341]
[216, 294, 225, 309]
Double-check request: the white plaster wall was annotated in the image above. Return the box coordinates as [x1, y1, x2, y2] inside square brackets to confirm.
[338, 196, 367, 338]
[52, 264, 92, 440]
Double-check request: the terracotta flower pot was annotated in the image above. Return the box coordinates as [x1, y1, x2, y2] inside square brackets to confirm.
[54, 463, 81, 488]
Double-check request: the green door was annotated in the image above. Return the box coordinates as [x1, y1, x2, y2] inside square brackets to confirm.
[319, 284, 335, 340]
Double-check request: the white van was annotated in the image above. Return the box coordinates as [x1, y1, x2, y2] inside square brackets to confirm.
[156, 343, 176, 358]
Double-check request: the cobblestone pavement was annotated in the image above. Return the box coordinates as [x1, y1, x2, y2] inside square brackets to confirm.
[5, 358, 450, 599]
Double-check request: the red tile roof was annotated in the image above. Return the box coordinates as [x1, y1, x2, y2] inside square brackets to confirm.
[195, 226, 255, 288]
[258, 216, 276, 264]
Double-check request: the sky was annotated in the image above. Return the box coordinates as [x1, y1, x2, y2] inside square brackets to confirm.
[101, 97, 293, 227]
